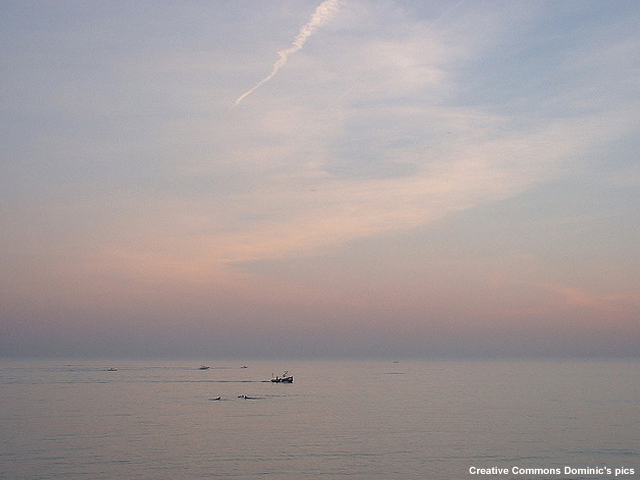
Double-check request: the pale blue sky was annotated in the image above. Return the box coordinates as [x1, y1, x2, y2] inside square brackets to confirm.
[1, 1, 639, 358]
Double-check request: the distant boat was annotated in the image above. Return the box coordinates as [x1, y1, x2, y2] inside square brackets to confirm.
[240, 365, 248, 369]
[107, 367, 118, 372]
[199, 365, 210, 370]
[271, 371, 293, 383]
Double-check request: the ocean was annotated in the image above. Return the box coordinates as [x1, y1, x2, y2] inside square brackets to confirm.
[0, 360, 637, 479]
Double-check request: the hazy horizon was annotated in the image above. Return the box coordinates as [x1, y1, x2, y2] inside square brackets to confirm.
[2, 1, 639, 360]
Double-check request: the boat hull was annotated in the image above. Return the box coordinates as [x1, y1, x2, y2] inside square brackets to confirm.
[271, 376, 293, 383]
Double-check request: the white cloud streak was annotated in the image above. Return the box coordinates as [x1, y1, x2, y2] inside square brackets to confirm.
[234, 0, 342, 106]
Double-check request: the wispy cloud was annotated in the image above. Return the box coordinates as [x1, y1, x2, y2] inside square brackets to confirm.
[541, 283, 639, 312]
[234, 0, 342, 106]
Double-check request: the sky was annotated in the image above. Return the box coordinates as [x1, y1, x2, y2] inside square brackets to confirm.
[1, 0, 639, 359]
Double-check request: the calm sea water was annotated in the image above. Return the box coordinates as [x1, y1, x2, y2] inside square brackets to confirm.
[0, 360, 638, 479]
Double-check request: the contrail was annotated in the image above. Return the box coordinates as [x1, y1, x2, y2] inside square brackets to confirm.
[234, 0, 342, 106]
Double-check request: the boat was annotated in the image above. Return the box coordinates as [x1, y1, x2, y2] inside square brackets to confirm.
[199, 365, 210, 370]
[271, 371, 293, 383]
[107, 367, 118, 371]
